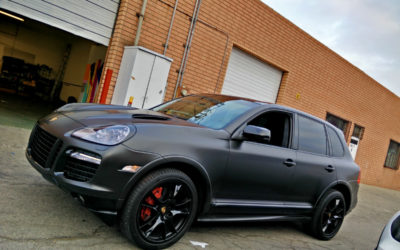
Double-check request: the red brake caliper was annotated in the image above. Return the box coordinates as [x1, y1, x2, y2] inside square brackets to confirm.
[141, 187, 163, 221]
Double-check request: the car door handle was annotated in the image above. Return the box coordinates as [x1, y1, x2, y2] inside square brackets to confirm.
[325, 165, 335, 172]
[283, 159, 296, 167]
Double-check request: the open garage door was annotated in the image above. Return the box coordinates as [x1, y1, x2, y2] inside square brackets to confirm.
[0, 0, 119, 46]
[0, 15, 107, 129]
[221, 47, 282, 103]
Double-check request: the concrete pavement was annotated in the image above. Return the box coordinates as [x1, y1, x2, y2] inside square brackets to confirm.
[0, 124, 399, 249]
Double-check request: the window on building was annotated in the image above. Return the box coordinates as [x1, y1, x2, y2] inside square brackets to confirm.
[384, 140, 400, 170]
[352, 124, 364, 140]
[326, 113, 349, 138]
[327, 126, 344, 157]
[298, 115, 327, 155]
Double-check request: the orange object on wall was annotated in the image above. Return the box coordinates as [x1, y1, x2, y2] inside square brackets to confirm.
[100, 69, 113, 104]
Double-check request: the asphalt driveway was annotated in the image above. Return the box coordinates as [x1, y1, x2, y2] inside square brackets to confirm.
[0, 124, 399, 249]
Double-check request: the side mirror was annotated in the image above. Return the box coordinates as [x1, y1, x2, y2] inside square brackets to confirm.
[243, 125, 271, 143]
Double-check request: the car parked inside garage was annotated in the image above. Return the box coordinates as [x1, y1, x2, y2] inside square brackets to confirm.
[26, 94, 360, 249]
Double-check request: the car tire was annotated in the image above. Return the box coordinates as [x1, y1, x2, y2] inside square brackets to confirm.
[120, 168, 198, 249]
[311, 190, 346, 240]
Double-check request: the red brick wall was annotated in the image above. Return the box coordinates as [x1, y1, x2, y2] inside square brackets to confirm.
[100, 0, 400, 190]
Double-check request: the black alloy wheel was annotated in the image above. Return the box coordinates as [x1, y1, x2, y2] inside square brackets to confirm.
[121, 169, 198, 249]
[311, 190, 346, 240]
[137, 181, 193, 242]
[321, 196, 345, 235]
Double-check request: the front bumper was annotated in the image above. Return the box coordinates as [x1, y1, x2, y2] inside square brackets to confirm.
[26, 122, 160, 214]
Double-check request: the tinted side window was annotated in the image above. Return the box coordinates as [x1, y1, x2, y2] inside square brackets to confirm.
[327, 126, 345, 157]
[248, 111, 291, 148]
[298, 116, 327, 155]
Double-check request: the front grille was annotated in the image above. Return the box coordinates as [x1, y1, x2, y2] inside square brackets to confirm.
[30, 126, 59, 168]
[49, 141, 63, 167]
[64, 155, 99, 182]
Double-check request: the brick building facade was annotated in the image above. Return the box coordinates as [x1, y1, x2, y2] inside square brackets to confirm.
[97, 0, 400, 190]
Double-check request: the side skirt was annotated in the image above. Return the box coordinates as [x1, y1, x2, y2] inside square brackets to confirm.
[211, 199, 313, 209]
[197, 215, 311, 222]
[199, 199, 314, 222]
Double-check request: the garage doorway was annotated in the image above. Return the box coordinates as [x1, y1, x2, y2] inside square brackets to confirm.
[221, 47, 283, 103]
[0, 14, 107, 128]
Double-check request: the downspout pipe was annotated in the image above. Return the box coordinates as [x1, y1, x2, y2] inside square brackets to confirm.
[134, 0, 148, 46]
[177, 0, 201, 87]
[173, 0, 199, 98]
[164, 0, 179, 55]
[173, 0, 202, 98]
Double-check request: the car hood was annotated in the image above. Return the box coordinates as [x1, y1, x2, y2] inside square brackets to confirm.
[56, 103, 201, 128]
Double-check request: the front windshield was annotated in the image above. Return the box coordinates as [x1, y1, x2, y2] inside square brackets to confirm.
[152, 95, 259, 129]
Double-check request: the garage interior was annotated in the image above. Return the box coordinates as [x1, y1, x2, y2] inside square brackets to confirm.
[0, 12, 107, 128]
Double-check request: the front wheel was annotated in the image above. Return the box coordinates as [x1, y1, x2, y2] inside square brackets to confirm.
[311, 190, 346, 240]
[120, 168, 198, 249]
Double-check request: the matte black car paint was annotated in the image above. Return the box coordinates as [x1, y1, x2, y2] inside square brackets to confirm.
[26, 94, 359, 230]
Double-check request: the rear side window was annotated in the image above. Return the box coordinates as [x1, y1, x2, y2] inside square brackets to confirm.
[327, 126, 345, 157]
[298, 116, 327, 155]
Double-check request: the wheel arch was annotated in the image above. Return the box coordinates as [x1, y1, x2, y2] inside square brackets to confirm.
[315, 181, 352, 213]
[117, 156, 212, 215]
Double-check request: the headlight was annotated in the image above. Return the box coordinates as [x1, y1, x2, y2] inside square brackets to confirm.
[72, 125, 131, 145]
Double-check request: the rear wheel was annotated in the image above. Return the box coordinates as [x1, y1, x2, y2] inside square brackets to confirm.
[120, 168, 198, 249]
[311, 190, 346, 240]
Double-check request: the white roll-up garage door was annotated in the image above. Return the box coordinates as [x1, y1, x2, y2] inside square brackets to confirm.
[221, 48, 282, 103]
[0, 0, 119, 46]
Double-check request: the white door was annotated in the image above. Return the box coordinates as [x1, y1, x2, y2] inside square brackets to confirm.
[142, 57, 171, 109]
[0, 0, 119, 46]
[221, 48, 282, 103]
[128, 50, 155, 109]
[349, 136, 360, 160]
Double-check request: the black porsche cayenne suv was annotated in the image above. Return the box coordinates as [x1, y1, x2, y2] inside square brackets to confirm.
[26, 94, 360, 249]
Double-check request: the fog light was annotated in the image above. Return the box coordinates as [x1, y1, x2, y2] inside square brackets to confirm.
[122, 165, 142, 173]
[69, 152, 101, 165]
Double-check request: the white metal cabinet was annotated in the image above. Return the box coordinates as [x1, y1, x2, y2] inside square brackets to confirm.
[111, 46, 172, 109]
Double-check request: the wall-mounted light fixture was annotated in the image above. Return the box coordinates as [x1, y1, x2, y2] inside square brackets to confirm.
[0, 10, 24, 22]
